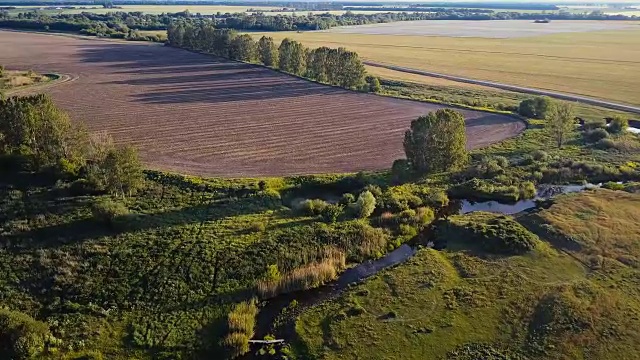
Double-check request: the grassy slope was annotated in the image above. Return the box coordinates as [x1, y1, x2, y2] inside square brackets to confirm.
[249, 28, 640, 106]
[294, 189, 640, 359]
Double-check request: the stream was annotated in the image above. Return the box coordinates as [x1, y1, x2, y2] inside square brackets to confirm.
[247, 182, 602, 356]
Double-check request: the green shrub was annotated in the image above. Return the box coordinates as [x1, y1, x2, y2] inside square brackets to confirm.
[0, 308, 50, 360]
[602, 182, 625, 191]
[584, 128, 609, 143]
[68, 178, 99, 196]
[596, 138, 616, 150]
[249, 222, 266, 233]
[297, 199, 328, 216]
[320, 204, 343, 223]
[91, 198, 129, 228]
[531, 149, 549, 162]
[608, 116, 628, 134]
[224, 299, 258, 358]
[436, 214, 538, 255]
[583, 118, 606, 131]
[340, 193, 355, 206]
[353, 190, 376, 219]
[518, 96, 553, 119]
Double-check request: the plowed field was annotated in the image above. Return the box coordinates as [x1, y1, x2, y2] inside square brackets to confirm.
[0, 31, 525, 177]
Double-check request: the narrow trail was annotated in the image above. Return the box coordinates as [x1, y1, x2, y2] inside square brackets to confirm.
[365, 61, 640, 115]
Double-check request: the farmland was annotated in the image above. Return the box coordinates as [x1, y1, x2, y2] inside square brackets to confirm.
[250, 23, 640, 106]
[0, 30, 524, 177]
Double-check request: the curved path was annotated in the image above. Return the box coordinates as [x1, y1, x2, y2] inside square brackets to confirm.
[365, 61, 640, 115]
[0, 31, 525, 177]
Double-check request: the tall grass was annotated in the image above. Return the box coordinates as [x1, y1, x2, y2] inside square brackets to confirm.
[224, 298, 258, 358]
[257, 250, 346, 299]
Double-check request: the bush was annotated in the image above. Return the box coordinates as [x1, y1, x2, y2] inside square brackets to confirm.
[584, 128, 609, 143]
[91, 198, 129, 228]
[596, 138, 616, 150]
[68, 178, 100, 196]
[518, 96, 553, 119]
[320, 204, 343, 223]
[531, 149, 549, 162]
[353, 190, 376, 219]
[583, 118, 606, 131]
[297, 198, 328, 216]
[608, 116, 629, 134]
[340, 193, 355, 206]
[436, 214, 538, 255]
[0, 308, 50, 360]
[248, 222, 266, 233]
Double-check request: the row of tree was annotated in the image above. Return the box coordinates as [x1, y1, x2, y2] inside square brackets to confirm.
[0, 94, 143, 196]
[2, 8, 635, 35]
[167, 22, 370, 90]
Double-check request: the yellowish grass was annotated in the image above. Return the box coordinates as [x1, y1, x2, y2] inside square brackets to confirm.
[257, 250, 346, 299]
[249, 28, 640, 106]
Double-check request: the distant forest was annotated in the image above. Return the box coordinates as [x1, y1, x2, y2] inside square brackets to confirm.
[0, 4, 636, 40]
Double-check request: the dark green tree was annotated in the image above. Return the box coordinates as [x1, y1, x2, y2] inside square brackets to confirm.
[278, 38, 307, 75]
[257, 36, 279, 67]
[229, 34, 257, 62]
[403, 109, 468, 174]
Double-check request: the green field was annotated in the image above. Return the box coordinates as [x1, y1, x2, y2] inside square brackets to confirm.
[294, 189, 640, 359]
[249, 27, 640, 107]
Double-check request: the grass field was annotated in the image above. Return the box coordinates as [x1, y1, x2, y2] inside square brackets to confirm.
[294, 189, 640, 359]
[249, 26, 640, 106]
[0, 69, 52, 91]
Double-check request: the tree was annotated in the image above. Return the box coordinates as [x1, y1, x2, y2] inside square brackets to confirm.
[518, 96, 553, 119]
[278, 38, 307, 75]
[546, 101, 575, 148]
[608, 115, 628, 134]
[366, 75, 381, 92]
[0, 308, 51, 360]
[257, 36, 279, 67]
[87, 142, 144, 197]
[229, 34, 257, 62]
[0, 94, 86, 171]
[354, 190, 376, 218]
[403, 109, 468, 174]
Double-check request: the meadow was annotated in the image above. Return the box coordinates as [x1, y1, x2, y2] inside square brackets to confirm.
[250, 25, 640, 107]
[294, 189, 640, 359]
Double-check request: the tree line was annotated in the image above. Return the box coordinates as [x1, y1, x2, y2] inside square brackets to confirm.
[1, 8, 636, 37]
[167, 21, 374, 91]
[0, 94, 143, 197]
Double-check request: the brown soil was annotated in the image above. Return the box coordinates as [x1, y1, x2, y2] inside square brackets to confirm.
[0, 31, 525, 177]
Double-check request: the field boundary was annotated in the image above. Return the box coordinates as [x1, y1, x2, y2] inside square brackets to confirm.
[365, 61, 640, 115]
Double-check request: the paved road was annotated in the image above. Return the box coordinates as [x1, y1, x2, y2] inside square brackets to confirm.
[365, 61, 640, 115]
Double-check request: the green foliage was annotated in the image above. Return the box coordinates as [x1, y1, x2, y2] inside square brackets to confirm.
[366, 75, 381, 93]
[404, 109, 468, 175]
[608, 115, 629, 134]
[229, 34, 257, 62]
[518, 96, 553, 119]
[224, 299, 258, 358]
[353, 190, 376, 219]
[584, 128, 609, 143]
[257, 36, 279, 67]
[297, 198, 329, 216]
[449, 178, 535, 203]
[306, 46, 365, 88]
[531, 149, 549, 161]
[0, 308, 51, 360]
[90, 198, 129, 228]
[320, 204, 343, 223]
[278, 38, 307, 76]
[546, 101, 576, 148]
[437, 213, 538, 255]
[87, 144, 144, 197]
[0, 94, 86, 171]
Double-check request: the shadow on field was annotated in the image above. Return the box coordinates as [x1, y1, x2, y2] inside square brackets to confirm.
[77, 43, 344, 104]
